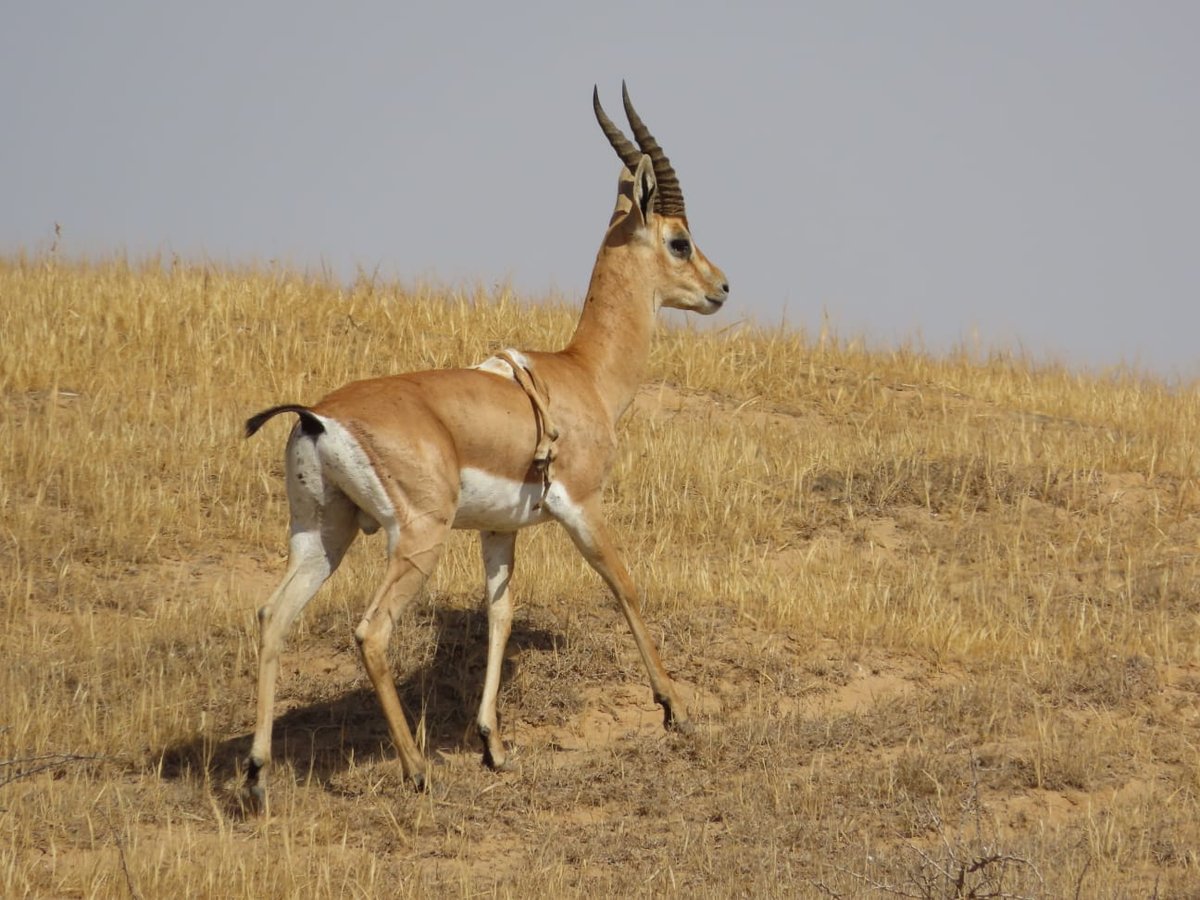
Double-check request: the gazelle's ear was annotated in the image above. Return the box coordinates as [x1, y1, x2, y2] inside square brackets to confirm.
[630, 154, 657, 227]
[606, 154, 657, 245]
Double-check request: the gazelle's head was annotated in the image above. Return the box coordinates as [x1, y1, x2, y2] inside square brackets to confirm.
[594, 83, 729, 315]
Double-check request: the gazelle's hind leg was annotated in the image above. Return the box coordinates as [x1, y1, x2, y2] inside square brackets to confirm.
[354, 521, 450, 790]
[245, 492, 359, 805]
[551, 493, 692, 732]
[477, 530, 516, 770]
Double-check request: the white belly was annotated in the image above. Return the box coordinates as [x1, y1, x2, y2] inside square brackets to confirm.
[453, 467, 552, 531]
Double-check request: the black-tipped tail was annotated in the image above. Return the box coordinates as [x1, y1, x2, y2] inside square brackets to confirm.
[244, 404, 326, 439]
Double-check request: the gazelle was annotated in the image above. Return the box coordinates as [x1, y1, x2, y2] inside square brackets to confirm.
[243, 83, 728, 801]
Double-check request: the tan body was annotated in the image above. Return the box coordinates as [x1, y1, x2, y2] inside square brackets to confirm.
[244, 86, 728, 800]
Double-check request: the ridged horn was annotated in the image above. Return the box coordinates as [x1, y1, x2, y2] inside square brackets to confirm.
[593, 83, 689, 219]
[621, 81, 686, 219]
[593, 86, 643, 177]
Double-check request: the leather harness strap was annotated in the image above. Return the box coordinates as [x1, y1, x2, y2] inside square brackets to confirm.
[496, 351, 560, 487]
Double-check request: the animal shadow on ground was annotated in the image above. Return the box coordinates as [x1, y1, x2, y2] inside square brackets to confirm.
[156, 604, 562, 796]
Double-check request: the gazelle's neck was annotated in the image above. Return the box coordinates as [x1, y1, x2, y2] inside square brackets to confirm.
[562, 252, 656, 424]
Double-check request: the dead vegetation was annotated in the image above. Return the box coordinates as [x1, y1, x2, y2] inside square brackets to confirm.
[2, 254, 1199, 897]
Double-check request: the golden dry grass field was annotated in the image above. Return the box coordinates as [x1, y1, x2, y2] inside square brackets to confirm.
[3, 254, 1200, 897]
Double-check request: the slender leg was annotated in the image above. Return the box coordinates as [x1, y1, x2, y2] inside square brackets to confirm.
[477, 530, 516, 770]
[553, 496, 691, 732]
[354, 530, 448, 789]
[246, 499, 358, 805]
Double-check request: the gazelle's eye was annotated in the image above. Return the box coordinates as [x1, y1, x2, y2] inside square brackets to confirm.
[668, 237, 692, 259]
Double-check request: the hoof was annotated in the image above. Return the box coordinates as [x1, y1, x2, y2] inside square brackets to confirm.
[482, 751, 514, 773]
[668, 716, 696, 736]
[480, 724, 513, 772]
[485, 751, 519, 774]
[658, 696, 693, 735]
[243, 757, 268, 813]
[248, 783, 267, 806]
[410, 770, 428, 793]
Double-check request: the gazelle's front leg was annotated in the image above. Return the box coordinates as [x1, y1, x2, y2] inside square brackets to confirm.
[477, 530, 516, 770]
[552, 494, 691, 732]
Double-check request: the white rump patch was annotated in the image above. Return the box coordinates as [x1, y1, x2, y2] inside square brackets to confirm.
[473, 347, 531, 380]
[310, 417, 400, 546]
[454, 467, 552, 531]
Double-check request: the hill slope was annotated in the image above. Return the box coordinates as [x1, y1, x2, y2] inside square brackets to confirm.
[2, 256, 1198, 896]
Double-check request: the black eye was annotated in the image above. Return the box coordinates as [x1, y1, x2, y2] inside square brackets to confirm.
[668, 237, 692, 259]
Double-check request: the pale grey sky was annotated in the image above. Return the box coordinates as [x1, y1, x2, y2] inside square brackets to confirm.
[4, 2, 1198, 376]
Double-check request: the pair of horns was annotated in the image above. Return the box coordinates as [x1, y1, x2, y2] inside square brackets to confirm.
[593, 82, 686, 219]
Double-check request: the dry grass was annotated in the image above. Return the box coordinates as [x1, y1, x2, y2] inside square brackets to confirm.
[3, 252, 1200, 897]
